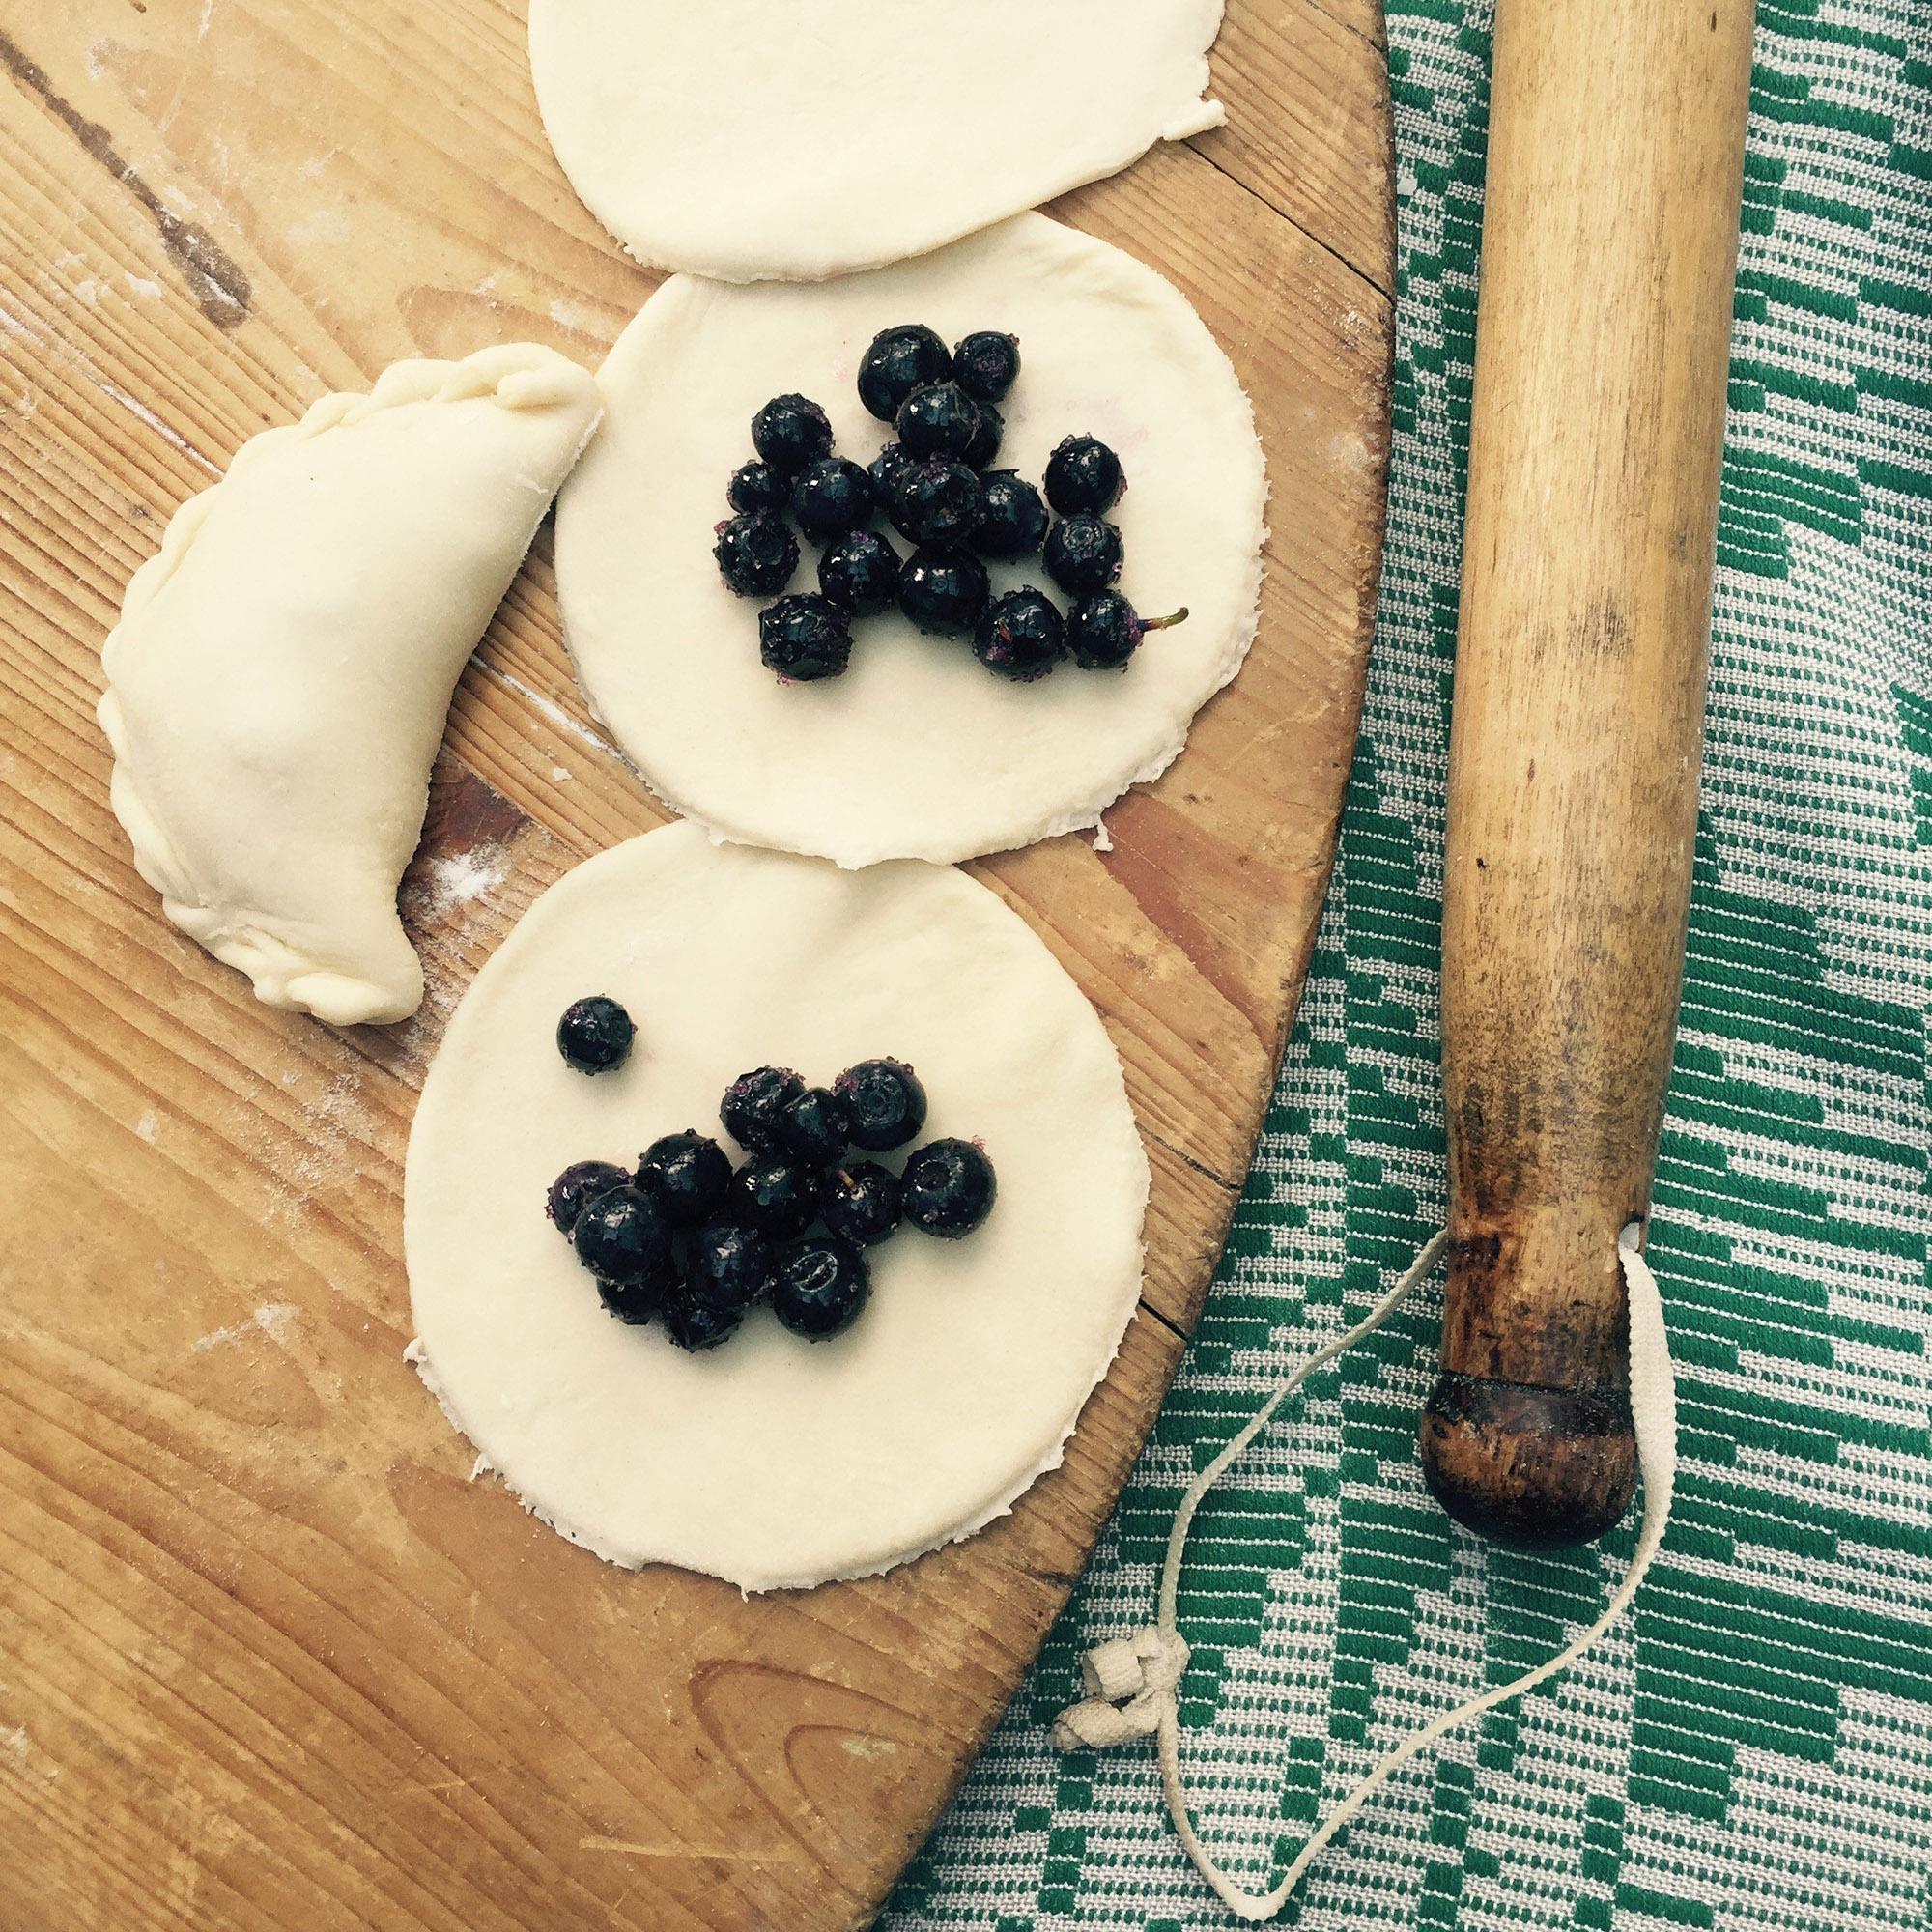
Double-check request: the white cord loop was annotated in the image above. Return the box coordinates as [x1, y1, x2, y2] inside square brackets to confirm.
[1052, 1227, 1677, 1924]
[1052, 1628, 1192, 1750]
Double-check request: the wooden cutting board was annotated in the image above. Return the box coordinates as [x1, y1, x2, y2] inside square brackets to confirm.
[0, 4, 1394, 1927]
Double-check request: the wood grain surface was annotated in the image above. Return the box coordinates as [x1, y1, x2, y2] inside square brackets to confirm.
[0, 4, 1394, 1927]
[1422, 0, 1752, 1548]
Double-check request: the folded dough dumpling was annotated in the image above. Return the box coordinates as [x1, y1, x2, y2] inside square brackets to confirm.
[99, 346, 602, 1027]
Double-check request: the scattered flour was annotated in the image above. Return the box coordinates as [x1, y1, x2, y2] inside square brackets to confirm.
[412, 844, 510, 921]
[286, 206, 352, 248]
[134, 1109, 159, 1143]
[471, 657, 616, 755]
[388, 844, 513, 1065]
[93, 376, 220, 475]
[0, 1725, 51, 1782]
[548, 296, 600, 334]
[252, 1064, 375, 1222]
[193, 1302, 299, 1353]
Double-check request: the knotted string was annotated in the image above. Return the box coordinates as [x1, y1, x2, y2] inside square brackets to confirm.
[1053, 1227, 1677, 1922]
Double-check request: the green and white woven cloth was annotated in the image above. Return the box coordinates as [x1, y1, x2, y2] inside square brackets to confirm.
[884, 3, 1932, 1926]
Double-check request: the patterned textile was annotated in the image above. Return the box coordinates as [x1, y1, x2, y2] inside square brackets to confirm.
[884, 2, 1932, 1925]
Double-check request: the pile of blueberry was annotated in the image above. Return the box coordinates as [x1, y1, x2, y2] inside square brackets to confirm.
[549, 998, 996, 1350]
[712, 323, 1186, 685]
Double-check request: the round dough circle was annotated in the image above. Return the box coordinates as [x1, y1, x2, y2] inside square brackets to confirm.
[405, 823, 1149, 1592]
[555, 214, 1267, 869]
[527, 0, 1226, 283]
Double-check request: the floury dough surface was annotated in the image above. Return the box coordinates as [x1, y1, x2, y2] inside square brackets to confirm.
[554, 215, 1267, 868]
[527, 0, 1226, 283]
[99, 346, 603, 1025]
[404, 823, 1149, 1592]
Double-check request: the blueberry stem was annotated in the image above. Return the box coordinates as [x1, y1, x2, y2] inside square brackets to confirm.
[1142, 606, 1190, 634]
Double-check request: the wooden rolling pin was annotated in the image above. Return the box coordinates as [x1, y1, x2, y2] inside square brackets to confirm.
[1418, 0, 1755, 1547]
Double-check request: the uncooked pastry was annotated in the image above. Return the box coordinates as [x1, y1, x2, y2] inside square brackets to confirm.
[527, 0, 1227, 282]
[404, 822, 1149, 1592]
[555, 214, 1266, 868]
[99, 346, 603, 1026]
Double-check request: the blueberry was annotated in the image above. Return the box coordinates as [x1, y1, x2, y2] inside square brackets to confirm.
[895, 382, 981, 460]
[820, 1161, 902, 1247]
[832, 1058, 927, 1151]
[879, 464, 923, 543]
[1068, 591, 1188, 670]
[972, 471, 1049, 561]
[556, 995, 634, 1074]
[952, 330, 1019, 404]
[778, 1085, 854, 1165]
[727, 1152, 821, 1238]
[868, 440, 917, 505]
[636, 1130, 732, 1228]
[751, 393, 833, 475]
[665, 1291, 743, 1350]
[897, 543, 990, 635]
[572, 1183, 675, 1285]
[721, 1065, 805, 1151]
[546, 1159, 631, 1236]
[715, 510, 799, 598]
[789, 456, 874, 542]
[596, 1272, 670, 1325]
[770, 1236, 871, 1340]
[858, 324, 952, 422]
[899, 1138, 997, 1239]
[1043, 435, 1124, 515]
[727, 460, 789, 515]
[960, 398, 1004, 470]
[973, 587, 1066, 683]
[686, 1221, 777, 1313]
[1043, 514, 1123, 597]
[759, 593, 853, 680]
[894, 458, 982, 545]
[818, 528, 901, 615]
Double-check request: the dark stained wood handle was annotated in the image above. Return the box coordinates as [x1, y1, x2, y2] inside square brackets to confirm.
[1418, 0, 1754, 1548]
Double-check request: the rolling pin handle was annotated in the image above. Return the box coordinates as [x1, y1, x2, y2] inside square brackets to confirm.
[1420, 1372, 1636, 1549]
[1419, 0, 1752, 1547]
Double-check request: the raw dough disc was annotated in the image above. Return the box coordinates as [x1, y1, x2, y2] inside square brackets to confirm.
[405, 822, 1149, 1592]
[527, 0, 1226, 283]
[555, 214, 1267, 868]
